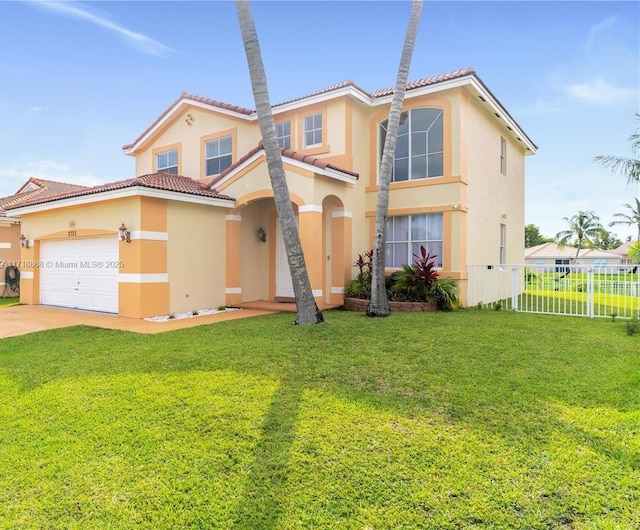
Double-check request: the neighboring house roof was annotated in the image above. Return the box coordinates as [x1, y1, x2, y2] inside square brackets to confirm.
[0, 177, 87, 217]
[5, 173, 234, 214]
[609, 241, 635, 257]
[525, 242, 620, 260]
[204, 141, 359, 190]
[123, 67, 537, 156]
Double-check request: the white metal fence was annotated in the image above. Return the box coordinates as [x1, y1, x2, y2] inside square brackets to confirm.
[467, 264, 640, 319]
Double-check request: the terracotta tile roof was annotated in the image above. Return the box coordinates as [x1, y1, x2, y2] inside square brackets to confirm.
[5, 173, 234, 211]
[123, 68, 480, 153]
[272, 79, 369, 108]
[370, 67, 477, 98]
[205, 141, 359, 188]
[1, 178, 87, 217]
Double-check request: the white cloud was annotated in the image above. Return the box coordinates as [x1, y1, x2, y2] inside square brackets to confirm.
[585, 15, 619, 58]
[563, 78, 637, 105]
[32, 1, 176, 57]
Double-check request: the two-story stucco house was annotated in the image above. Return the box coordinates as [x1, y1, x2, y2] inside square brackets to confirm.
[8, 67, 536, 318]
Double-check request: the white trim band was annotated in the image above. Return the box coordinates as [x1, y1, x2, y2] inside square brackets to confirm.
[312, 289, 323, 297]
[225, 287, 242, 294]
[331, 286, 344, 294]
[0, 242, 11, 249]
[299, 205, 323, 213]
[226, 215, 242, 222]
[332, 211, 352, 218]
[20, 271, 34, 279]
[129, 231, 168, 241]
[119, 273, 169, 283]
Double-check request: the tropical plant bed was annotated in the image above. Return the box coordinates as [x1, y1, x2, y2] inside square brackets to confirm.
[343, 297, 437, 312]
[344, 247, 460, 312]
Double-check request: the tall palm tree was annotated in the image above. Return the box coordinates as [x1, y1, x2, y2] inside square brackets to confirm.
[610, 198, 640, 241]
[555, 210, 603, 263]
[235, 0, 323, 325]
[367, 0, 423, 317]
[594, 114, 640, 185]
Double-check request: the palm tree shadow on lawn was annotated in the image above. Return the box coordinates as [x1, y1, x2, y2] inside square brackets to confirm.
[231, 380, 303, 529]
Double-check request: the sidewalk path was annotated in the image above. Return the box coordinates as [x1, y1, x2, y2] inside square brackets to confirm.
[0, 305, 275, 339]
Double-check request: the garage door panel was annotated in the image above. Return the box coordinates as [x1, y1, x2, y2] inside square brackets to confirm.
[40, 238, 119, 313]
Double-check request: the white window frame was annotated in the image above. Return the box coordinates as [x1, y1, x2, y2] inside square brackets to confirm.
[276, 121, 291, 149]
[205, 135, 233, 176]
[499, 224, 506, 265]
[303, 113, 322, 148]
[500, 137, 507, 176]
[156, 149, 178, 174]
[385, 213, 444, 268]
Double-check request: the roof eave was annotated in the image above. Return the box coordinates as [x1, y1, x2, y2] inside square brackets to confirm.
[7, 185, 234, 216]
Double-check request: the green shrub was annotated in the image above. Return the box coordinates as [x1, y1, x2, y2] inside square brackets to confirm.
[388, 246, 460, 310]
[626, 317, 639, 336]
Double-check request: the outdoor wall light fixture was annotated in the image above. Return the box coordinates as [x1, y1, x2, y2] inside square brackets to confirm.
[119, 222, 131, 243]
[19, 234, 30, 249]
[257, 226, 267, 243]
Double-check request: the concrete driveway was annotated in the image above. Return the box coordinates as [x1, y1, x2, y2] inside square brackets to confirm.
[0, 305, 273, 339]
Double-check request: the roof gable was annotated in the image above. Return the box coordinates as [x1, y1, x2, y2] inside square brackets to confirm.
[1, 178, 88, 217]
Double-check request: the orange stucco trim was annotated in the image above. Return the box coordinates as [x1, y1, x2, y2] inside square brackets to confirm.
[119, 282, 169, 319]
[299, 210, 323, 291]
[330, 214, 352, 304]
[152, 142, 182, 175]
[232, 190, 305, 214]
[119, 240, 167, 274]
[368, 96, 453, 188]
[140, 197, 167, 231]
[200, 127, 238, 179]
[37, 229, 117, 241]
[365, 204, 463, 217]
[225, 216, 242, 305]
[366, 174, 468, 193]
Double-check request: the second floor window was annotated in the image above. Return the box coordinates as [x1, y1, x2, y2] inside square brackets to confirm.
[499, 224, 506, 265]
[156, 149, 178, 174]
[304, 113, 322, 148]
[380, 107, 443, 182]
[205, 136, 232, 176]
[276, 121, 291, 149]
[500, 137, 507, 175]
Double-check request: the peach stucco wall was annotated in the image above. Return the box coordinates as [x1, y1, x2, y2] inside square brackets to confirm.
[464, 95, 526, 266]
[166, 201, 228, 313]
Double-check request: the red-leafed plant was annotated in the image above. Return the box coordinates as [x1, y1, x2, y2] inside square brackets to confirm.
[390, 245, 460, 309]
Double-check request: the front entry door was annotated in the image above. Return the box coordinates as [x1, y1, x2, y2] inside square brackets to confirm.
[276, 218, 297, 298]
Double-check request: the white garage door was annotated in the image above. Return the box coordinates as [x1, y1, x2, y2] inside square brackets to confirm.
[40, 238, 119, 313]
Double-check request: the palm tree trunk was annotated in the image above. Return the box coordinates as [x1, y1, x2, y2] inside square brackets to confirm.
[367, 0, 423, 317]
[235, 0, 323, 324]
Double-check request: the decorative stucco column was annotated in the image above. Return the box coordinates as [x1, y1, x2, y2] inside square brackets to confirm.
[331, 210, 352, 305]
[298, 205, 324, 302]
[225, 214, 242, 305]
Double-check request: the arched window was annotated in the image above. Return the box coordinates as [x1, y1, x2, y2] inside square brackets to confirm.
[379, 108, 443, 181]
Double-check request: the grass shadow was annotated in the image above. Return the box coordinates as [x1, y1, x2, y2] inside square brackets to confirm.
[231, 380, 302, 529]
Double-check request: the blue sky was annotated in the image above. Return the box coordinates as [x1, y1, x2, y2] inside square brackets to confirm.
[1, 0, 638, 241]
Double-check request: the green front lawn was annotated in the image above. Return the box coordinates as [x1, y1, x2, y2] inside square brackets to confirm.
[1, 310, 638, 528]
[0, 297, 19, 308]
